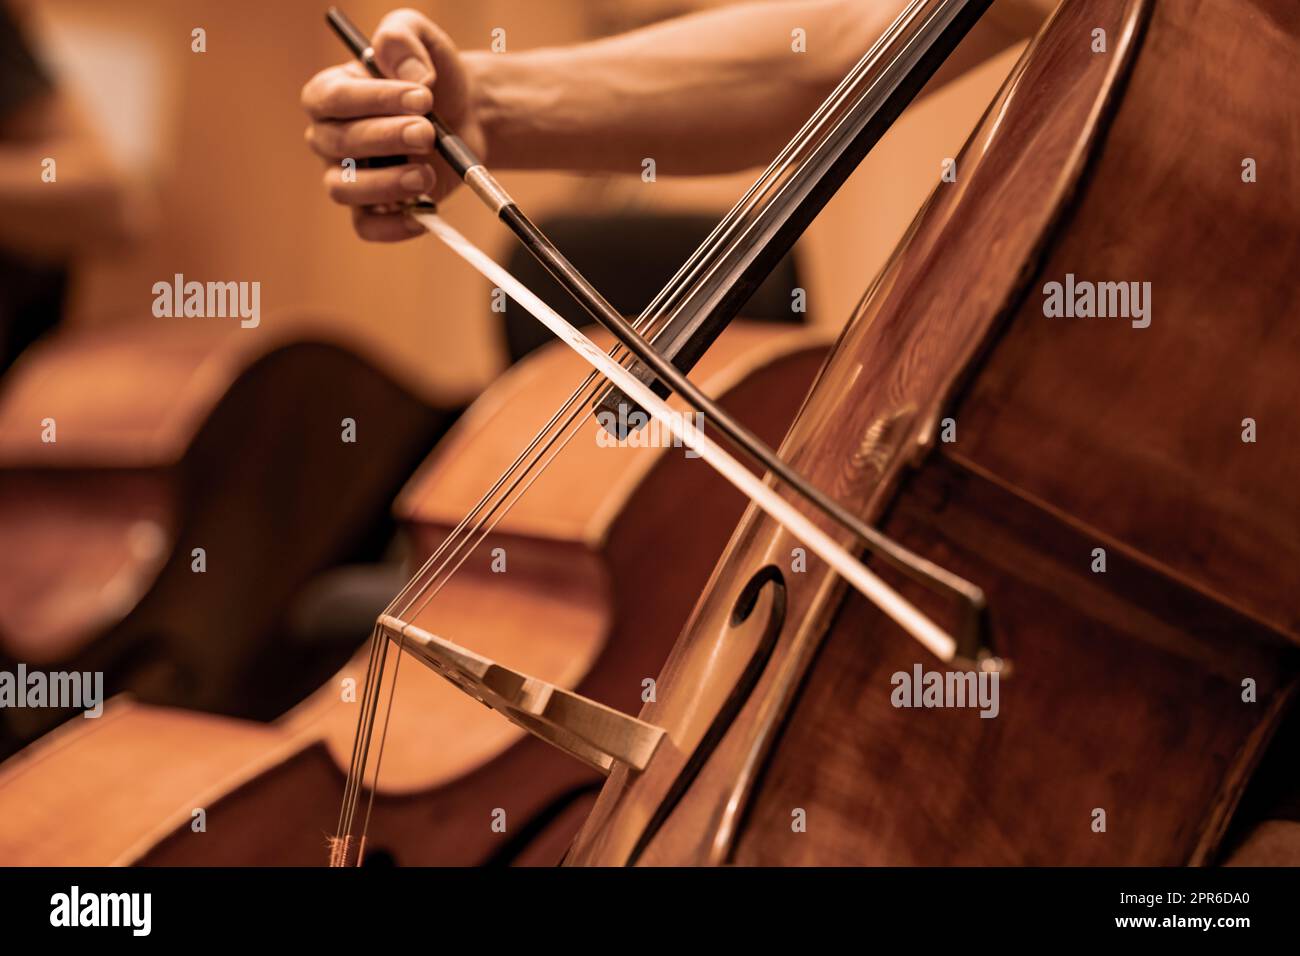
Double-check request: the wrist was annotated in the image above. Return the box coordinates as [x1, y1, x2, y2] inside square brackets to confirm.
[462, 49, 559, 170]
[463, 50, 504, 167]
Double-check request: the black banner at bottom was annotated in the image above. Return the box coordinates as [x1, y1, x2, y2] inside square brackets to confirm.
[0, 866, 1286, 942]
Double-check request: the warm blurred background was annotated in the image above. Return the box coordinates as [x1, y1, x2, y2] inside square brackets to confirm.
[17, 0, 1024, 399]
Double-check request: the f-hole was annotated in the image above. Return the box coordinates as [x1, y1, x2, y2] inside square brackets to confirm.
[627, 564, 786, 865]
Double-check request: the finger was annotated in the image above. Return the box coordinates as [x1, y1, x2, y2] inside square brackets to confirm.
[323, 163, 436, 206]
[305, 115, 436, 160]
[301, 65, 432, 121]
[371, 9, 439, 84]
[352, 206, 426, 243]
[370, 11, 472, 129]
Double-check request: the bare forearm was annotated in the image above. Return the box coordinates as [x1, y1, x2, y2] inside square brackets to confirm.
[468, 0, 910, 174]
[301, 1, 1053, 241]
[466, 0, 1049, 175]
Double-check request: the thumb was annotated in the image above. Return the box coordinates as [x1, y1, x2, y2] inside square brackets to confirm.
[371, 10, 437, 85]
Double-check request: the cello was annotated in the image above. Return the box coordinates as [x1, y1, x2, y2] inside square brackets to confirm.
[0, 321, 829, 865]
[0, 319, 447, 751]
[338, 0, 1299, 866]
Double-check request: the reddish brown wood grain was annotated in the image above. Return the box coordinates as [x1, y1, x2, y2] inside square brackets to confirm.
[569, 0, 1300, 867]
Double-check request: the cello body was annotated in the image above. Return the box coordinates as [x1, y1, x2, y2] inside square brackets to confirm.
[566, 0, 1300, 865]
[0, 321, 447, 748]
[0, 322, 829, 865]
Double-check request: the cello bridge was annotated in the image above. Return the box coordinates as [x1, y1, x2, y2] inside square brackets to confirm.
[376, 614, 669, 776]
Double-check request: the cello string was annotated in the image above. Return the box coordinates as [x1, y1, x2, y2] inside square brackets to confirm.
[334, 306, 706, 855]
[338, 211, 964, 854]
[380, 370, 602, 617]
[373, 87, 847, 623]
[337, 124, 888, 868]
[333, 622, 380, 840]
[331, 1, 938, 551]
[332, 341, 660, 856]
[332, 2, 938, 858]
[383, 57, 917, 633]
[342, 71, 842, 786]
[394, 388, 593, 628]
[348, 409, 594, 859]
[334, 624, 385, 860]
[389, 8, 949, 628]
[419, 209, 959, 659]
[340, 0, 897, 628]
[344, 365, 607, 849]
[333, 0, 934, 655]
[337, 354, 646, 856]
[375, 57, 873, 629]
[357, 0, 898, 636]
[354, 628, 405, 866]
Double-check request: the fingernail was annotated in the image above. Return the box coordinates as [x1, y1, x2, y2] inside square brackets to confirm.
[395, 57, 429, 83]
[401, 88, 431, 112]
[400, 167, 429, 191]
[402, 121, 432, 148]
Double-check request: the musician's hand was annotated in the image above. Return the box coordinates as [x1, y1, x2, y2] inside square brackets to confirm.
[302, 9, 486, 242]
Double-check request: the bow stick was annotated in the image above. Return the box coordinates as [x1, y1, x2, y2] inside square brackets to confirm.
[326, 6, 997, 666]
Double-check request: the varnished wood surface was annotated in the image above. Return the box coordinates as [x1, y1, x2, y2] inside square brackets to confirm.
[568, 0, 1300, 866]
[0, 324, 279, 468]
[732, 456, 1294, 865]
[953, 0, 1300, 640]
[0, 319, 457, 466]
[0, 320, 447, 741]
[397, 321, 830, 548]
[0, 700, 287, 866]
[0, 470, 172, 664]
[0, 322, 830, 865]
[568, 0, 1154, 867]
